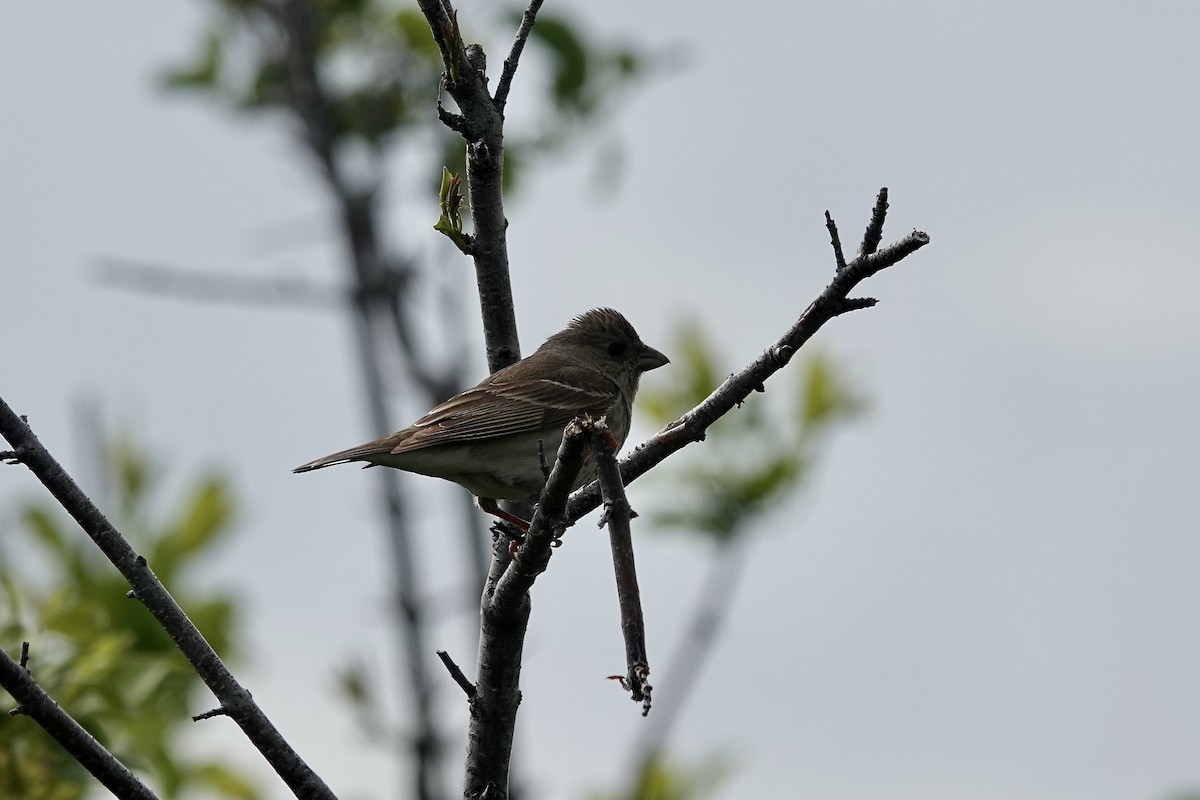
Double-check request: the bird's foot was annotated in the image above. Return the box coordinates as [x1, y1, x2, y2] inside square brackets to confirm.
[478, 497, 531, 532]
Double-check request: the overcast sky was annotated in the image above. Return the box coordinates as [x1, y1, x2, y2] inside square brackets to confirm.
[3, 2, 1199, 799]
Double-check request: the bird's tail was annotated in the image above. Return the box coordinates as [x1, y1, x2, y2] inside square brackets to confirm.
[292, 443, 384, 473]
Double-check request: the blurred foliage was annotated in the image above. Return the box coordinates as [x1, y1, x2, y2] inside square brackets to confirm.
[589, 754, 731, 800]
[638, 320, 866, 542]
[162, 0, 661, 197]
[333, 655, 391, 747]
[601, 324, 865, 799]
[0, 437, 258, 800]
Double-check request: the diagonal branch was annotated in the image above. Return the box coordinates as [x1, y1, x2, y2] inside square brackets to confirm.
[565, 206, 930, 524]
[436, 649, 476, 699]
[492, 420, 588, 614]
[0, 644, 160, 800]
[0, 399, 337, 800]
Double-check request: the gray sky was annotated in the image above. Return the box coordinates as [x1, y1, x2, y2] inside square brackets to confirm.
[3, 1, 1199, 799]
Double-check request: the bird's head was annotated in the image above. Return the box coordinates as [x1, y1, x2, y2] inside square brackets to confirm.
[552, 307, 669, 383]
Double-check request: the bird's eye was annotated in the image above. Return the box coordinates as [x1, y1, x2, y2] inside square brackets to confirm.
[607, 341, 627, 357]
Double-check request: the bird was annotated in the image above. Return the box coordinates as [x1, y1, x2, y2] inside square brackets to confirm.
[294, 308, 669, 528]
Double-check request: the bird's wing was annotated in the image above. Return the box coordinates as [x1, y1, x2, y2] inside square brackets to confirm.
[389, 368, 619, 454]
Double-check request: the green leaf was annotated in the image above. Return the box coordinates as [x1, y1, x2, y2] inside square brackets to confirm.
[335, 659, 388, 740]
[110, 437, 156, 516]
[798, 354, 865, 430]
[434, 167, 472, 254]
[335, 87, 409, 144]
[160, 31, 222, 91]
[528, 15, 590, 111]
[152, 476, 234, 579]
[245, 59, 289, 109]
[590, 752, 733, 800]
[637, 320, 720, 425]
[20, 505, 67, 556]
[395, 9, 439, 59]
[193, 762, 261, 800]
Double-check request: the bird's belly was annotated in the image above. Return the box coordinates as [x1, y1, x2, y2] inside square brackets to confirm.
[375, 429, 565, 500]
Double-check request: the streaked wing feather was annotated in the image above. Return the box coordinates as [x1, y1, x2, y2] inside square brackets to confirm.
[391, 371, 617, 454]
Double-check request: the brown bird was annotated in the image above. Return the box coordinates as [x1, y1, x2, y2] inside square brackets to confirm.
[294, 308, 669, 527]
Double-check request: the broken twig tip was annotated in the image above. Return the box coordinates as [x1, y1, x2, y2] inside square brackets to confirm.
[437, 650, 477, 699]
[192, 707, 230, 722]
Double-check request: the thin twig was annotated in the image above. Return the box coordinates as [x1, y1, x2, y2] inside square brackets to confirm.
[0, 644, 161, 799]
[860, 186, 889, 256]
[437, 650, 477, 699]
[0, 400, 337, 800]
[494, 0, 545, 112]
[591, 423, 652, 715]
[191, 706, 232, 722]
[825, 211, 847, 271]
[838, 297, 878, 313]
[493, 419, 588, 613]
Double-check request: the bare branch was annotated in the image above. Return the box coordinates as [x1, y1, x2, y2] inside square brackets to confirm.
[592, 424, 652, 715]
[437, 650, 477, 699]
[566, 209, 930, 524]
[0, 400, 337, 800]
[494, 0, 545, 112]
[1, 644, 160, 799]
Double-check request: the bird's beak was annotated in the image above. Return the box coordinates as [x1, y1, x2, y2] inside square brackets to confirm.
[638, 345, 670, 372]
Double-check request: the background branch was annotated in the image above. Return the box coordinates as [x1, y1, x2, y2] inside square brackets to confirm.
[94, 257, 342, 309]
[262, 4, 483, 794]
